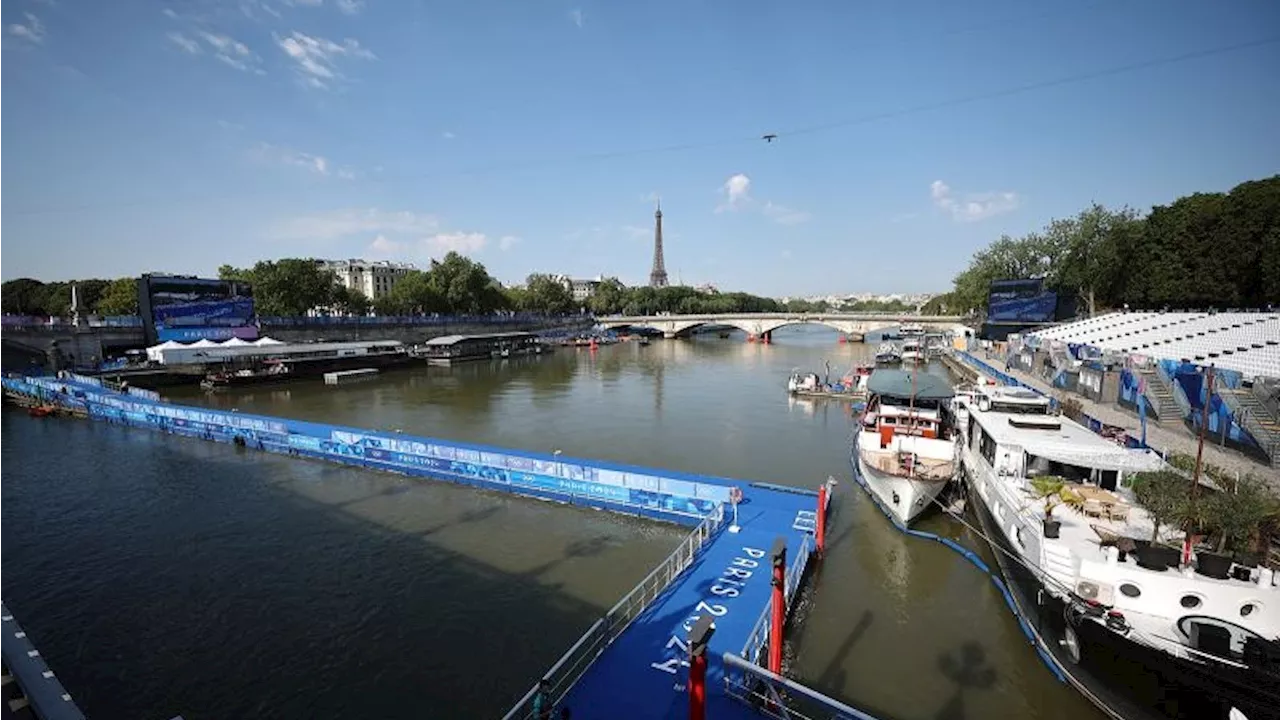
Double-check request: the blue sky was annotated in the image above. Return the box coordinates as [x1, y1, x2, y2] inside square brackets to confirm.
[3, 0, 1278, 297]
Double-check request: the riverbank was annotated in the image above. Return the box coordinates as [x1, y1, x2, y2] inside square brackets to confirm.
[967, 351, 1279, 491]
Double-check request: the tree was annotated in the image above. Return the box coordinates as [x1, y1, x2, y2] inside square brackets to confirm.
[427, 252, 503, 314]
[1203, 477, 1273, 553]
[1131, 470, 1190, 542]
[385, 270, 443, 315]
[1, 279, 47, 315]
[1041, 204, 1136, 316]
[331, 285, 372, 316]
[95, 278, 140, 316]
[1026, 476, 1084, 520]
[522, 274, 577, 314]
[588, 277, 628, 315]
[250, 259, 339, 316]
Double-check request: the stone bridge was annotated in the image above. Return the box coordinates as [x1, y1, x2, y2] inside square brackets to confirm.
[598, 313, 972, 341]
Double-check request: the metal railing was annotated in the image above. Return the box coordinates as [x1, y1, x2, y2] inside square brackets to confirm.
[259, 313, 589, 327]
[740, 533, 813, 664]
[722, 652, 882, 720]
[502, 503, 726, 720]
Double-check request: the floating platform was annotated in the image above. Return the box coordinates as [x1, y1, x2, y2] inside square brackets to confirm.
[790, 389, 867, 401]
[323, 368, 379, 385]
[4, 374, 870, 720]
[2, 601, 87, 720]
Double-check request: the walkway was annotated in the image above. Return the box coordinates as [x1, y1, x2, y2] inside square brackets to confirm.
[964, 352, 1279, 489]
[557, 487, 818, 719]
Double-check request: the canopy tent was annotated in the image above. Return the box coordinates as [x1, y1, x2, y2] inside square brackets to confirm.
[221, 337, 252, 347]
[145, 340, 186, 363]
[867, 369, 954, 401]
[254, 337, 285, 346]
[1021, 438, 1167, 474]
[189, 339, 219, 348]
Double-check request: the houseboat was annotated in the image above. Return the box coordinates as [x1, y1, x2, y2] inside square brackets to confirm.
[200, 341, 410, 389]
[851, 369, 958, 527]
[901, 338, 925, 365]
[958, 384, 1280, 720]
[413, 332, 543, 365]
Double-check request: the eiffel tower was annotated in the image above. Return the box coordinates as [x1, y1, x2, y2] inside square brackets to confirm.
[649, 201, 669, 287]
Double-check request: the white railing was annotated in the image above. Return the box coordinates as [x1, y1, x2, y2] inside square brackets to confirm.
[740, 533, 813, 664]
[722, 652, 882, 720]
[502, 504, 725, 720]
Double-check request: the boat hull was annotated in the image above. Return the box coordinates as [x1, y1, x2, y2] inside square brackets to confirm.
[851, 441, 948, 528]
[962, 461, 1280, 720]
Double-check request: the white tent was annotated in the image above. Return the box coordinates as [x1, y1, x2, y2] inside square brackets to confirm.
[254, 337, 285, 346]
[190, 339, 218, 348]
[146, 340, 186, 363]
[221, 337, 252, 347]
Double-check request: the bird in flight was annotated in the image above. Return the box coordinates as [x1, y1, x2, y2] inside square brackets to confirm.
[762, 134, 777, 143]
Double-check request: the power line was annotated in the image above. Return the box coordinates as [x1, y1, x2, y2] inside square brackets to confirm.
[7, 34, 1278, 218]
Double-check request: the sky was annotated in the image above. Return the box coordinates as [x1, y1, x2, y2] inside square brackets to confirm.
[2, 0, 1279, 297]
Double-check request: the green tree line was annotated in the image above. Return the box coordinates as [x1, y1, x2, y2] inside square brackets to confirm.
[1, 277, 139, 316]
[926, 175, 1280, 316]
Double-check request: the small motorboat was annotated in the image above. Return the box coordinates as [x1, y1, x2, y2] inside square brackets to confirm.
[874, 342, 902, 364]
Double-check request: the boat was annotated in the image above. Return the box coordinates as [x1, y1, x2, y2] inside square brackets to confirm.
[202, 362, 291, 390]
[874, 342, 902, 365]
[414, 332, 542, 365]
[900, 322, 925, 337]
[901, 338, 925, 365]
[787, 365, 871, 399]
[957, 384, 1280, 720]
[851, 369, 959, 527]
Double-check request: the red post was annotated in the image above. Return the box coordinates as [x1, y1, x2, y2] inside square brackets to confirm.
[768, 538, 787, 674]
[747, 333, 757, 343]
[816, 483, 828, 556]
[762, 331, 772, 344]
[688, 615, 715, 720]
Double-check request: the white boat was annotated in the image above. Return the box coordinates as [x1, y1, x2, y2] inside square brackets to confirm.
[958, 384, 1280, 720]
[874, 342, 902, 364]
[851, 369, 959, 527]
[899, 322, 925, 337]
[901, 338, 925, 365]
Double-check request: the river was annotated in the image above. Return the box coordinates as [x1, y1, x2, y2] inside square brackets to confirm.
[1, 326, 1103, 720]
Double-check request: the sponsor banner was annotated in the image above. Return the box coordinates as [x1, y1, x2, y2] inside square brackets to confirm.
[127, 386, 161, 402]
[156, 325, 260, 342]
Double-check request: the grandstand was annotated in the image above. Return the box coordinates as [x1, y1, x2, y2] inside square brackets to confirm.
[1029, 311, 1280, 381]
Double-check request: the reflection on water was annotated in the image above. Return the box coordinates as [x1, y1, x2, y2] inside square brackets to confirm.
[3, 326, 1102, 720]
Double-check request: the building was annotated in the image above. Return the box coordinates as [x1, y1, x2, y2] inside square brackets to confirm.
[319, 259, 416, 300]
[549, 274, 604, 302]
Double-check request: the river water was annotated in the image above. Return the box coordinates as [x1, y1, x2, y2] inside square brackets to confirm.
[1, 326, 1103, 720]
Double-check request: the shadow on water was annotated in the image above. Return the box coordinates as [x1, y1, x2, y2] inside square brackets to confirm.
[816, 610, 874, 689]
[934, 642, 998, 720]
[0, 410, 678, 720]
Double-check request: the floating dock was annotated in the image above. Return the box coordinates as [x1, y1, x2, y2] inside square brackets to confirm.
[323, 368, 379, 385]
[1, 601, 86, 720]
[3, 374, 875, 720]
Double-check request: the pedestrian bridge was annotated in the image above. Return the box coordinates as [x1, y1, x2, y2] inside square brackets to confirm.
[598, 313, 972, 340]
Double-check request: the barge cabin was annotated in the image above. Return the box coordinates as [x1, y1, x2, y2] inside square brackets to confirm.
[414, 332, 543, 365]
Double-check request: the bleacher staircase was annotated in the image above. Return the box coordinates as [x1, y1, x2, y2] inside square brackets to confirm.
[1137, 368, 1182, 426]
[1219, 386, 1280, 467]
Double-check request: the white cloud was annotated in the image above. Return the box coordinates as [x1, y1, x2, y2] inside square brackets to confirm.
[162, 8, 180, 20]
[498, 235, 521, 251]
[283, 0, 324, 6]
[250, 142, 353, 177]
[717, 173, 752, 212]
[715, 173, 810, 224]
[426, 232, 488, 254]
[368, 234, 406, 256]
[275, 30, 375, 89]
[169, 29, 264, 73]
[622, 225, 650, 240]
[569, 8, 584, 27]
[8, 13, 46, 44]
[336, 0, 365, 14]
[930, 180, 1019, 223]
[168, 31, 201, 54]
[641, 191, 661, 204]
[271, 208, 440, 242]
[762, 201, 811, 226]
[442, 131, 456, 140]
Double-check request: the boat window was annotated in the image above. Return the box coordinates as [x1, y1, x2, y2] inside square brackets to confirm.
[978, 429, 996, 466]
[1180, 594, 1202, 609]
[1119, 583, 1141, 598]
[1241, 602, 1260, 618]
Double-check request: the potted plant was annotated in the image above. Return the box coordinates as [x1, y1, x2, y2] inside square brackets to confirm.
[1027, 476, 1083, 539]
[1198, 477, 1270, 578]
[1130, 470, 1191, 570]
